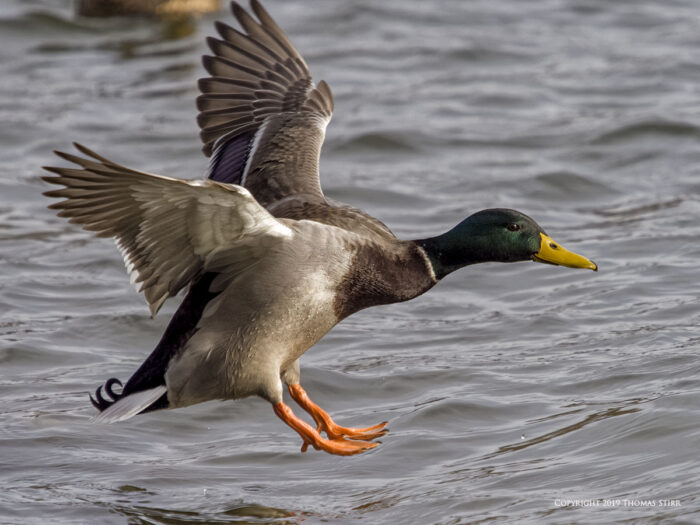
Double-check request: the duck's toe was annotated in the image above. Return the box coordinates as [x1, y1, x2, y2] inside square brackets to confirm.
[274, 401, 381, 456]
[323, 420, 388, 441]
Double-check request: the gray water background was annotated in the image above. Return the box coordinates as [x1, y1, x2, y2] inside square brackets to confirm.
[2, 0, 700, 523]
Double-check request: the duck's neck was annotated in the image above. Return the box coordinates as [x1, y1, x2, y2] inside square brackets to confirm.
[414, 222, 495, 280]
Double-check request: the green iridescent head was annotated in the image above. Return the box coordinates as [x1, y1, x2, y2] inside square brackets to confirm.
[416, 208, 597, 279]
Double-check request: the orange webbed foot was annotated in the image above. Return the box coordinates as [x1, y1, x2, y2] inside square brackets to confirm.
[274, 402, 379, 456]
[288, 384, 388, 442]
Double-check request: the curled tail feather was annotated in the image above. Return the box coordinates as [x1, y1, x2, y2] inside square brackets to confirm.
[91, 384, 168, 424]
[90, 377, 168, 423]
[90, 377, 123, 411]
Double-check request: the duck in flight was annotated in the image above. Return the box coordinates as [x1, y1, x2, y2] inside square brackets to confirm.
[42, 0, 597, 455]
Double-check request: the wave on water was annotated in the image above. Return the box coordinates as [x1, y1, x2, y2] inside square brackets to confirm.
[590, 118, 700, 145]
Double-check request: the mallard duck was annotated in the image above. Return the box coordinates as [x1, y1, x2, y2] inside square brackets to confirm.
[77, 0, 221, 17]
[42, 0, 597, 456]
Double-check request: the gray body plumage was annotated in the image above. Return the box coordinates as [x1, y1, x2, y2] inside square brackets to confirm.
[167, 221, 349, 406]
[167, 219, 435, 407]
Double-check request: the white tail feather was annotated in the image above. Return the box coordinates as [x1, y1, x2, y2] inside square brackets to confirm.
[91, 385, 167, 424]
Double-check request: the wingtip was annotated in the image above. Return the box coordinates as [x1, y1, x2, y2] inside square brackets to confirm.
[195, 94, 208, 111]
[249, 0, 266, 18]
[53, 149, 72, 162]
[231, 1, 246, 20]
[40, 175, 65, 192]
[317, 80, 334, 112]
[41, 167, 59, 177]
[72, 141, 89, 156]
[232, 0, 261, 30]
[204, 35, 219, 53]
[43, 188, 62, 200]
[148, 295, 167, 317]
[213, 19, 233, 38]
[197, 77, 211, 93]
[201, 54, 216, 75]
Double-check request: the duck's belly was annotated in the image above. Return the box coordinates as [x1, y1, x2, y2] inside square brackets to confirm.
[164, 251, 347, 407]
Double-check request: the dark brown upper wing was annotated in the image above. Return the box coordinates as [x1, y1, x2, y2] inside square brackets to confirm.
[198, 0, 334, 209]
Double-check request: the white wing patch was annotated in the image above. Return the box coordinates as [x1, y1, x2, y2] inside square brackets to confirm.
[240, 118, 270, 187]
[116, 240, 140, 288]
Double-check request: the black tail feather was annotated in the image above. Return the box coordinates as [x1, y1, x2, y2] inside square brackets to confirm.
[87, 273, 219, 415]
[90, 377, 123, 411]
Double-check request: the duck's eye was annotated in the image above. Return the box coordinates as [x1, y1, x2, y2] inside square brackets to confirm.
[507, 223, 521, 232]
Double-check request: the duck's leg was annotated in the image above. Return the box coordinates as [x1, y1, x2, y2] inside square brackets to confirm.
[287, 384, 388, 448]
[273, 402, 379, 456]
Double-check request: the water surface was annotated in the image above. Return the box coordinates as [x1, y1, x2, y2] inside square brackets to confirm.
[2, 0, 700, 523]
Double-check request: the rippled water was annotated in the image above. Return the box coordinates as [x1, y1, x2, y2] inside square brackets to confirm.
[3, 0, 700, 523]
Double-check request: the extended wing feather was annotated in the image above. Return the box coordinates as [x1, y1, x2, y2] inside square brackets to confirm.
[43, 143, 292, 316]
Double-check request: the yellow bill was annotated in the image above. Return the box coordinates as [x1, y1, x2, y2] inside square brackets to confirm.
[532, 233, 597, 271]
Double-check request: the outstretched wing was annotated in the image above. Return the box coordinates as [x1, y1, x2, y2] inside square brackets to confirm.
[197, 0, 334, 208]
[42, 143, 292, 316]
